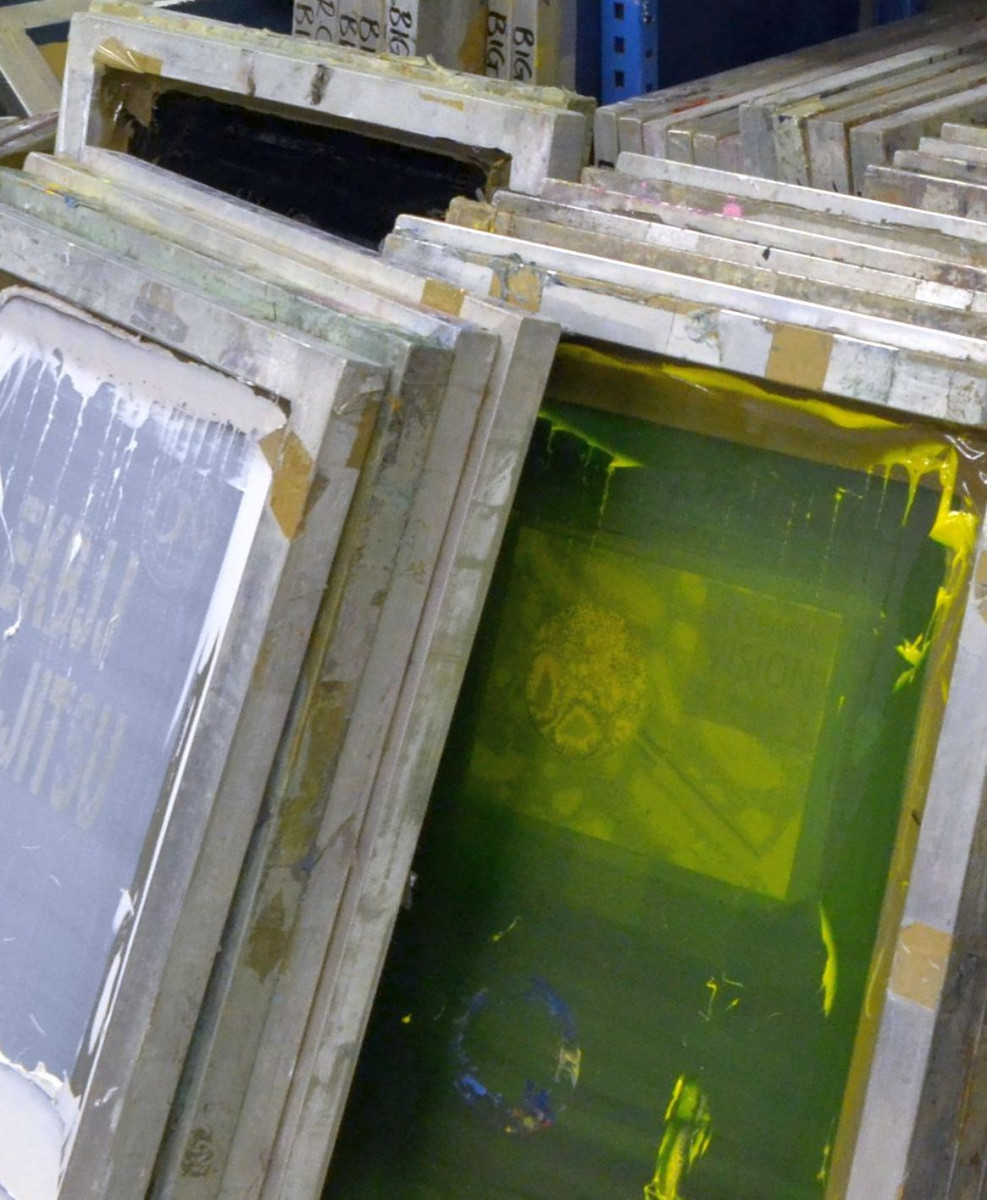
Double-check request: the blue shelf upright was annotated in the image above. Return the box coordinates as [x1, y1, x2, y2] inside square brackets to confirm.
[600, 0, 658, 103]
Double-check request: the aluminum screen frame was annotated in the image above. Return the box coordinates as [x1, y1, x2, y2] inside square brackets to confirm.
[38, 152, 564, 1200]
[380, 211, 987, 1200]
[0, 213, 389, 1199]
[55, 3, 590, 196]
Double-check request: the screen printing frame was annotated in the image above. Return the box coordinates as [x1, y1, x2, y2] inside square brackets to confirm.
[880, 129, 987, 207]
[55, 2, 590, 198]
[1, 148, 522, 1200]
[14, 146, 562, 1200]
[459, 184, 987, 309]
[35, 142, 987, 334]
[381, 215, 987, 1200]
[941, 120, 987, 148]
[730, 39, 987, 177]
[585, 155, 987, 291]
[592, 3, 987, 164]
[718, 36, 987, 182]
[865, 162, 987, 221]
[892, 136, 987, 185]
[20, 148, 491, 358]
[638, 13, 987, 169]
[519, 173, 987, 306]
[443, 191, 987, 328]
[88, 162, 558, 1200]
[750, 54, 987, 192]
[0, 26, 58, 115]
[386, 212, 987, 414]
[798, 64, 987, 194]
[0, 284, 285, 1200]
[0, 209, 389, 1200]
[0, 155, 465, 408]
[0, 0, 88, 115]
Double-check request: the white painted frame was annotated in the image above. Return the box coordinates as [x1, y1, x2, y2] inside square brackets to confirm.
[0, 203, 389, 1200]
[56, 2, 589, 194]
[15, 148, 562, 1200]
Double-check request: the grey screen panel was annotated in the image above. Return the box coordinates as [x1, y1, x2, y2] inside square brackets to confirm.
[0, 294, 272, 1116]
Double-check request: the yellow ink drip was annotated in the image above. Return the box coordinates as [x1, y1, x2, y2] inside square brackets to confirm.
[816, 1137, 832, 1183]
[874, 442, 979, 690]
[490, 915, 520, 942]
[819, 903, 838, 1018]
[545, 346, 981, 699]
[675, 365, 980, 691]
[644, 1075, 711, 1200]
[555, 1040, 582, 1086]
[700, 977, 718, 1023]
[816, 1116, 837, 1184]
[649, 361, 900, 431]
[541, 410, 643, 472]
[699, 974, 743, 1023]
[541, 407, 642, 520]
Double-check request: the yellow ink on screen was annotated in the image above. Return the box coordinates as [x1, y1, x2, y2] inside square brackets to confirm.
[819, 903, 838, 1018]
[644, 1074, 711, 1200]
[323, 344, 987, 1200]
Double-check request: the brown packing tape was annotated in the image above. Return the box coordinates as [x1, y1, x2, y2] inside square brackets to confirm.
[346, 402, 379, 469]
[766, 326, 833, 393]
[94, 36, 163, 75]
[445, 197, 496, 232]
[260, 428, 314, 541]
[275, 697, 347, 862]
[888, 922, 953, 1011]
[39, 41, 67, 82]
[244, 889, 289, 983]
[488, 263, 542, 312]
[422, 277, 466, 316]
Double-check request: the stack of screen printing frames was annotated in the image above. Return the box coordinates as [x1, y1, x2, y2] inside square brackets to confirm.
[0, 5, 591, 1199]
[5, 7, 987, 1200]
[374, 164, 987, 1200]
[594, 3, 987, 195]
[865, 122, 987, 222]
[60, 0, 592, 243]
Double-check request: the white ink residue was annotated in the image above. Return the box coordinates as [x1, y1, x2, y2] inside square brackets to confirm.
[0, 296, 282, 440]
[0, 1047, 78, 1200]
[0, 467, 21, 644]
[0, 293, 284, 1190]
[87, 950, 123, 1060]
[112, 890, 135, 934]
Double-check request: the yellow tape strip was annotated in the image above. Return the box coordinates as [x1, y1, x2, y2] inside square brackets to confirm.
[422, 277, 466, 316]
[94, 37, 163, 75]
